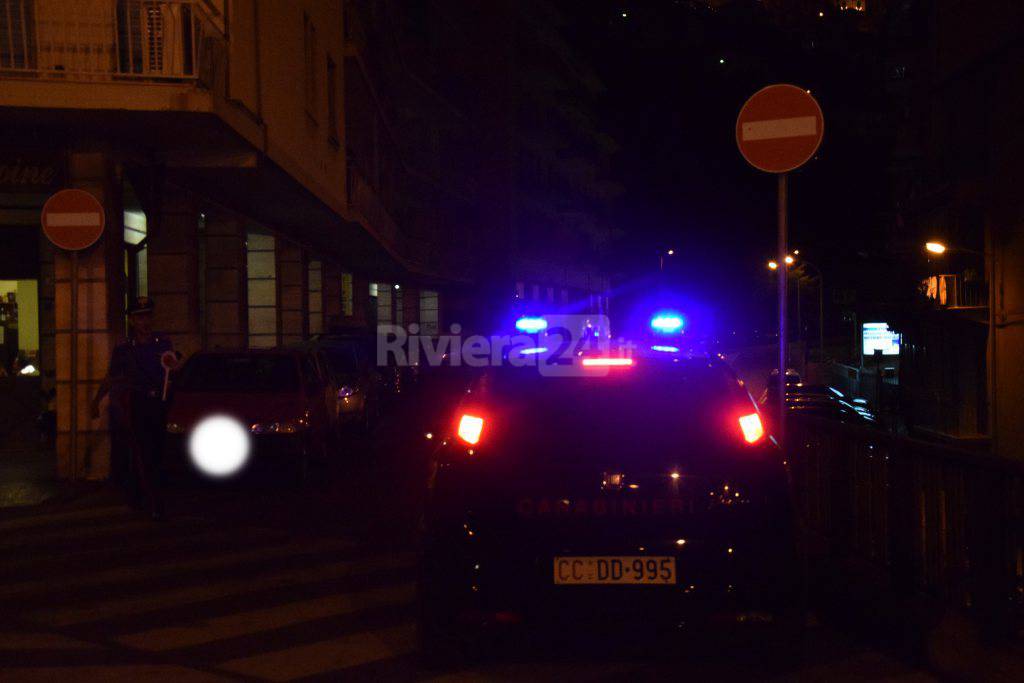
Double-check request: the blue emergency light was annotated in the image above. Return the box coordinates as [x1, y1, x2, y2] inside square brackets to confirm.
[515, 316, 548, 333]
[650, 313, 685, 334]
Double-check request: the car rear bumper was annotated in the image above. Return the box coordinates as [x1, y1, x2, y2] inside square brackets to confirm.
[421, 520, 801, 628]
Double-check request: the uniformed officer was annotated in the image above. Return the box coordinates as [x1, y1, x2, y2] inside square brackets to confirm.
[91, 296, 177, 519]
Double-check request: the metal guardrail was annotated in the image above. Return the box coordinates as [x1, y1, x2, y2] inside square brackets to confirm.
[923, 273, 987, 309]
[0, 0, 219, 81]
[789, 414, 1024, 640]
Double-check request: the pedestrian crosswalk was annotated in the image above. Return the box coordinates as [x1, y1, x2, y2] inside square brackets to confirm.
[0, 498, 939, 682]
[0, 501, 422, 681]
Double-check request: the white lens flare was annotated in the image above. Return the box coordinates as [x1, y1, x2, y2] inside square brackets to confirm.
[188, 414, 251, 478]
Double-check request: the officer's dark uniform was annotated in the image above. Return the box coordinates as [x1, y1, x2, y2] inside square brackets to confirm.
[106, 299, 173, 516]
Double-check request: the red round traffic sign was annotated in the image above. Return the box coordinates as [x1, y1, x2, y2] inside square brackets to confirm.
[41, 188, 106, 251]
[736, 84, 824, 174]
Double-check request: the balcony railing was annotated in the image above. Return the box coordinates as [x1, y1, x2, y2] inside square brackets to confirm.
[0, 0, 220, 82]
[922, 273, 987, 309]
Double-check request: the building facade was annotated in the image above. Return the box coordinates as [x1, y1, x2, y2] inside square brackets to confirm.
[887, 1, 1024, 458]
[0, 0, 461, 479]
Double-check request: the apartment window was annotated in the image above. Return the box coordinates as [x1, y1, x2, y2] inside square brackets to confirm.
[420, 290, 439, 336]
[327, 56, 339, 145]
[307, 260, 323, 335]
[560, 288, 569, 304]
[247, 230, 277, 348]
[531, 284, 540, 301]
[341, 272, 354, 316]
[303, 13, 318, 120]
[546, 287, 554, 303]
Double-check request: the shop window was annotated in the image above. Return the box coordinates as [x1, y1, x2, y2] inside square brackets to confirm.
[0, 280, 39, 376]
[308, 260, 323, 335]
[419, 290, 439, 336]
[247, 230, 277, 348]
[341, 272, 354, 316]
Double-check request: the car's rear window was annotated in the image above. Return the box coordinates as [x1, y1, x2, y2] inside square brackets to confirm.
[179, 354, 299, 393]
[473, 360, 751, 462]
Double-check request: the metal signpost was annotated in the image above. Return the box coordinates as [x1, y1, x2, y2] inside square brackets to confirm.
[736, 84, 824, 446]
[41, 188, 106, 478]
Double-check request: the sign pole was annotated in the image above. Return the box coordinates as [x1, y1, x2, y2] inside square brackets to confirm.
[69, 250, 79, 479]
[42, 188, 106, 480]
[777, 173, 788, 446]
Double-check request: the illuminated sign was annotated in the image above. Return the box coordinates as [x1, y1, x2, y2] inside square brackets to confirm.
[862, 322, 900, 356]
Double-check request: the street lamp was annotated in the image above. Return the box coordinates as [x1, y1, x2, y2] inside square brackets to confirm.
[767, 253, 825, 358]
[660, 248, 675, 271]
[925, 241, 947, 255]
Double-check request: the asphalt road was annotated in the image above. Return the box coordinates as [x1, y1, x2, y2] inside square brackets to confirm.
[0, 401, 936, 682]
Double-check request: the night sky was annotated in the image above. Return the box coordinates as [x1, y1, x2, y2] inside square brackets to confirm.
[560, 1, 892, 335]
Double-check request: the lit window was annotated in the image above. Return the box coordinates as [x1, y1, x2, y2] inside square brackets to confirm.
[246, 229, 277, 348]
[420, 290, 439, 336]
[307, 260, 323, 334]
[376, 284, 392, 324]
[341, 272, 354, 316]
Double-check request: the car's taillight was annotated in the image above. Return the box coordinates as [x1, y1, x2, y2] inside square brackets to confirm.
[738, 412, 765, 444]
[457, 414, 485, 445]
[581, 357, 634, 368]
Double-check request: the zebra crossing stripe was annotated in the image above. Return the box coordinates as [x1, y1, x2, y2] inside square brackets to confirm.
[0, 538, 355, 600]
[31, 553, 414, 627]
[118, 582, 416, 651]
[0, 505, 127, 533]
[217, 622, 416, 681]
[0, 664, 231, 682]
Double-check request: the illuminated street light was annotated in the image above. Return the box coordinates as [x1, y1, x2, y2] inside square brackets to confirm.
[667, 249, 674, 255]
[925, 241, 947, 255]
[784, 254, 795, 265]
[767, 260, 779, 270]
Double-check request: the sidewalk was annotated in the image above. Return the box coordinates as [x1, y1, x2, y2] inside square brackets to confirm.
[0, 447, 63, 509]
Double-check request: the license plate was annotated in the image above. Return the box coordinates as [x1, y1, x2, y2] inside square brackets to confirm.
[553, 556, 676, 585]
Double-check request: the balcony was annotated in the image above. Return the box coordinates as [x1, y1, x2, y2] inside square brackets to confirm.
[922, 273, 987, 310]
[0, 0, 221, 83]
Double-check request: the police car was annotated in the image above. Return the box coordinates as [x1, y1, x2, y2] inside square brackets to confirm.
[418, 316, 801, 659]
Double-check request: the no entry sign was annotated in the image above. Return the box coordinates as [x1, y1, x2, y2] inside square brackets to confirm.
[41, 188, 105, 251]
[736, 84, 824, 174]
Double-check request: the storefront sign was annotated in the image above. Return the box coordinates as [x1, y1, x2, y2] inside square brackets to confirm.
[0, 155, 64, 192]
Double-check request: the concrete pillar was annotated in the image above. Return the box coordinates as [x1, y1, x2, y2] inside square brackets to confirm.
[55, 152, 124, 480]
[147, 187, 200, 358]
[203, 215, 247, 349]
[277, 240, 306, 345]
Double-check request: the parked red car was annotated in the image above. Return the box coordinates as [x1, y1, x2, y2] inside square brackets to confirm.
[165, 349, 335, 481]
